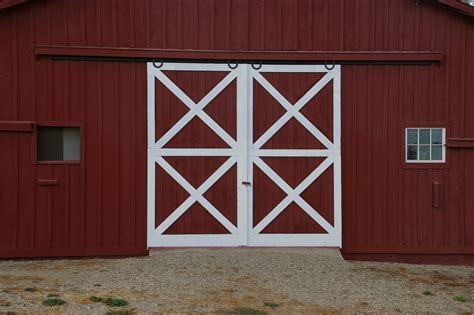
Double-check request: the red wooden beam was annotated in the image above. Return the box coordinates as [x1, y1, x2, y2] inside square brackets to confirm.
[34, 45, 445, 63]
[447, 138, 474, 148]
[0, 121, 35, 132]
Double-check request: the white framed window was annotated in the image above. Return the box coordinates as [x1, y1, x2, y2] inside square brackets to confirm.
[405, 128, 446, 163]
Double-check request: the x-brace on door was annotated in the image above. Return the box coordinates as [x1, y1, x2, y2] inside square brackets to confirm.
[147, 63, 341, 247]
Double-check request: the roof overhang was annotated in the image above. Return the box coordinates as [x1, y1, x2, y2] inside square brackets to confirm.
[0, 0, 28, 10]
[434, 0, 474, 17]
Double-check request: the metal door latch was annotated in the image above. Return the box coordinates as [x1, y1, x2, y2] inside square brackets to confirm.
[241, 181, 252, 187]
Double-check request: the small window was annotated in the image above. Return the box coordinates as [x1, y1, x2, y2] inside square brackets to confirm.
[406, 128, 445, 163]
[37, 126, 80, 162]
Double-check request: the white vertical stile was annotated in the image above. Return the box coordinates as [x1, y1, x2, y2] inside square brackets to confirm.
[147, 63, 156, 247]
[333, 66, 342, 150]
[247, 65, 255, 240]
[332, 65, 343, 247]
[333, 154, 343, 247]
[237, 64, 249, 246]
[147, 157, 156, 247]
[147, 63, 156, 148]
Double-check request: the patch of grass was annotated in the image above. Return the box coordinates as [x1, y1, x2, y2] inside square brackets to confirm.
[24, 287, 38, 292]
[42, 298, 66, 307]
[453, 295, 466, 303]
[106, 310, 135, 315]
[423, 290, 433, 296]
[90, 296, 104, 303]
[103, 298, 128, 307]
[226, 308, 268, 315]
[47, 293, 59, 298]
[263, 302, 279, 309]
[89, 295, 128, 307]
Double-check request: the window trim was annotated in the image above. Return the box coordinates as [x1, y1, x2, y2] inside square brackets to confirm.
[32, 122, 84, 165]
[405, 127, 446, 164]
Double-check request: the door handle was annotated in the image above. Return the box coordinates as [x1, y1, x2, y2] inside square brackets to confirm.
[432, 181, 440, 208]
[37, 179, 59, 186]
[241, 181, 251, 187]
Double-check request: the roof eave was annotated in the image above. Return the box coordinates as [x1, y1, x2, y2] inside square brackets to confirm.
[0, 0, 28, 10]
[435, 0, 474, 17]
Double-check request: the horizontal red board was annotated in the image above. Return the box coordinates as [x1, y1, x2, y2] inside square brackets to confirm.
[0, 121, 34, 132]
[447, 138, 474, 148]
[35, 45, 445, 63]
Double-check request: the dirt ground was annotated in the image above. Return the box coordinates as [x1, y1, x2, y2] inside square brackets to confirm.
[0, 248, 472, 314]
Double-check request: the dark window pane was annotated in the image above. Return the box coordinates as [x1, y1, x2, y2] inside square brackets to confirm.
[37, 127, 80, 162]
[407, 129, 418, 144]
[419, 129, 430, 144]
[407, 145, 418, 160]
[432, 145, 443, 160]
[431, 129, 443, 144]
[419, 145, 430, 160]
[37, 127, 63, 161]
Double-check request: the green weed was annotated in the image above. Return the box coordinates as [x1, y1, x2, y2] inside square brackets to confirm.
[453, 295, 466, 302]
[264, 302, 280, 309]
[42, 298, 66, 307]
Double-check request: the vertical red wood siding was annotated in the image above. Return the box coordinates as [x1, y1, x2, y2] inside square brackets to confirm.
[0, 0, 473, 258]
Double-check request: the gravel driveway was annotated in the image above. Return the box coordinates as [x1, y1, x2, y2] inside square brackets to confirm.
[0, 248, 472, 314]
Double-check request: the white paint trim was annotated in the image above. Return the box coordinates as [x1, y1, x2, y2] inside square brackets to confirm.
[405, 127, 446, 163]
[149, 149, 236, 157]
[154, 156, 238, 235]
[255, 64, 332, 73]
[151, 235, 246, 247]
[248, 65, 342, 248]
[153, 69, 238, 149]
[147, 63, 342, 248]
[252, 71, 334, 150]
[247, 234, 341, 247]
[250, 149, 339, 157]
[251, 157, 335, 235]
[237, 64, 249, 245]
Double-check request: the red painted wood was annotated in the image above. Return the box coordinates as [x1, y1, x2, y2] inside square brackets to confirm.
[0, 0, 473, 261]
[0, 121, 34, 132]
[153, 69, 238, 235]
[447, 138, 474, 148]
[252, 71, 335, 234]
[36, 179, 59, 186]
[34, 45, 445, 62]
[343, 254, 474, 266]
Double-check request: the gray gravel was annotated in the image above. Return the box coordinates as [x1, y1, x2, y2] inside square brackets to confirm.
[0, 248, 473, 314]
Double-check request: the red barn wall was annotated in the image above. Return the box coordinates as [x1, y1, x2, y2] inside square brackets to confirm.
[0, 0, 473, 259]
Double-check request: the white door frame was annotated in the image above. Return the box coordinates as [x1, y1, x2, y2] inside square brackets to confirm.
[247, 64, 342, 247]
[147, 63, 341, 248]
[147, 63, 248, 247]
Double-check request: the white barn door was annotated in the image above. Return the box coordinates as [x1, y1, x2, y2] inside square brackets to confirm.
[147, 63, 341, 247]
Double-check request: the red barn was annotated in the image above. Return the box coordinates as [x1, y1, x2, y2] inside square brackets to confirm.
[0, 0, 473, 264]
